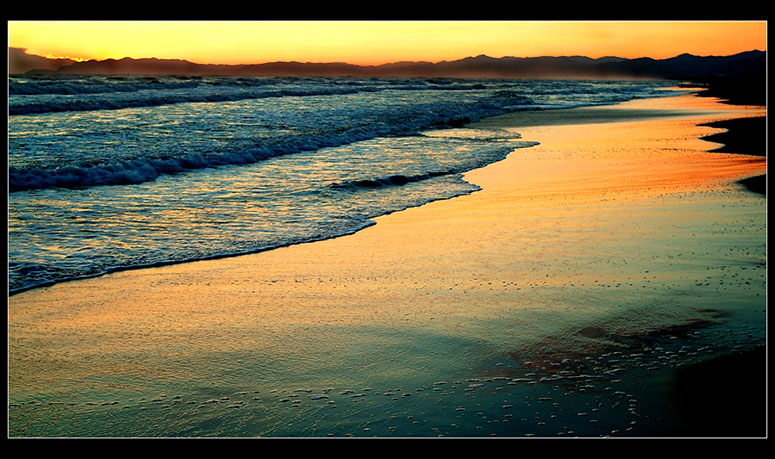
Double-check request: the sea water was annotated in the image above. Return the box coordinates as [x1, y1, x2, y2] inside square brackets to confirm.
[8, 75, 673, 294]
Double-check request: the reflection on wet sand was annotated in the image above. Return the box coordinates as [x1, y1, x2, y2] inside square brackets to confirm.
[8, 93, 766, 437]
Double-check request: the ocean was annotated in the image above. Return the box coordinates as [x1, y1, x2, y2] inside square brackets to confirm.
[8, 75, 674, 294]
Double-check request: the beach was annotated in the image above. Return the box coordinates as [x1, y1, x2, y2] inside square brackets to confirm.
[8, 91, 766, 438]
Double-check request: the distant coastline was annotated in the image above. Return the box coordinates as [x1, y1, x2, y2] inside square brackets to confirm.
[694, 74, 766, 196]
[9, 47, 765, 81]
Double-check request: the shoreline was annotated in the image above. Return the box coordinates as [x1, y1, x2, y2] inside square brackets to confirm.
[8, 92, 766, 298]
[700, 117, 766, 157]
[695, 78, 766, 196]
[8, 92, 766, 437]
[700, 116, 766, 195]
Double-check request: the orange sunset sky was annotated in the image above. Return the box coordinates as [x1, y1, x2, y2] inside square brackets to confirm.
[8, 21, 767, 66]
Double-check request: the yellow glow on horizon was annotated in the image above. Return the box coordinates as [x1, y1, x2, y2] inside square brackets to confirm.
[8, 21, 767, 66]
[39, 53, 90, 62]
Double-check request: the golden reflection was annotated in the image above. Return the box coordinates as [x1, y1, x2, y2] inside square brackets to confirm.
[8, 93, 766, 401]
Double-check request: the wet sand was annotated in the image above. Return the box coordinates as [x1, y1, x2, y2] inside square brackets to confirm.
[665, 106, 766, 437]
[8, 92, 766, 437]
[700, 117, 766, 157]
[700, 116, 766, 195]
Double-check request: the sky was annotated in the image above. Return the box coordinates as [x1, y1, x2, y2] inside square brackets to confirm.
[7, 21, 768, 66]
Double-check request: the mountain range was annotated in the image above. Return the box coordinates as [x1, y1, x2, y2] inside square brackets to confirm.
[9, 47, 766, 81]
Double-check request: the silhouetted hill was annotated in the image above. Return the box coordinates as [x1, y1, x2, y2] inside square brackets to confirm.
[596, 50, 767, 80]
[10, 47, 765, 82]
[9, 47, 77, 74]
[42, 57, 234, 76]
[234, 61, 371, 77]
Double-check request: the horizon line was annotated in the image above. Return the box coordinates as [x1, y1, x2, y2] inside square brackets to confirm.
[12, 47, 766, 68]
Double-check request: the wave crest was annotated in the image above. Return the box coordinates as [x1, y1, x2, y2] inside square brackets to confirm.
[330, 170, 459, 190]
